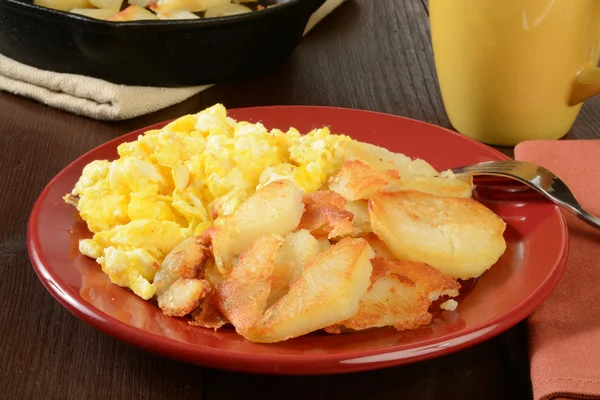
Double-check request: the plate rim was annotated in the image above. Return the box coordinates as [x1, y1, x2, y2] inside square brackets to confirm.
[26, 105, 570, 375]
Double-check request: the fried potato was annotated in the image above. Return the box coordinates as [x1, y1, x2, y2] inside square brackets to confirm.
[157, 10, 200, 19]
[212, 180, 304, 275]
[330, 159, 473, 200]
[157, 278, 211, 317]
[327, 258, 460, 332]
[297, 191, 354, 239]
[153, 234, 211, 296]
[383, 173, 474, 199]
[369, 190, 507, 279]
[216, 234, 283, 336]
[204, 2, 251, 17]
[329, 160, 400, 201]
[203, 258, 224, 287]
[339, 140, 439, 177]
[302, 190, 346, 209]
[361, 232, 395, 261]
[152, 0, 229, 14]
[70, 8, 119, 19]
[189, 291, 229, 330]
[345, 200, 371, 234]
[318, 238, 331, 251]
[89, 0, 121, 9]
[108, 5, 158, 20]
[34, 0, 92, 11]
[246, 237, 374, 343]
[268, 230, 322, 308]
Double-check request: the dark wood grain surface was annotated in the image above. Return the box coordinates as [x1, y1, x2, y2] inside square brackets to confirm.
[1, 1, 599, 399]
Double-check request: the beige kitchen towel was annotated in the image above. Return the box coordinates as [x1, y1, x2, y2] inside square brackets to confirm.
[0, 0, 345, 121]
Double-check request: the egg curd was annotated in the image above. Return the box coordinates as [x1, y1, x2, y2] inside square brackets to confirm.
[66, 104, 351, 300]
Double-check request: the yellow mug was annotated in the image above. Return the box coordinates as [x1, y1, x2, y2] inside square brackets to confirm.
[430, 0, 600, 146]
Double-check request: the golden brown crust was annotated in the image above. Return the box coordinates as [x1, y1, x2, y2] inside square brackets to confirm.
[189, 291, 229, 330]
[246, 237, 374, 343]
[157, 278, 211, 317]
[216, 234, 283, 336]
[328, 160, 400, 201]
[302, 190, 347, 210]
[329, 258, 460, 332]
[154, 235, 212, 297]
[297, 191, 354, 239]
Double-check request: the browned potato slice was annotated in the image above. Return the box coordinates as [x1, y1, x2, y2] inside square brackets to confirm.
[246, 237, 374, 343]
[339, 140, 439, 176]
[212, 180, 304, 275]
[369, 190, 506, 279]
[216, 234, 283, 336]
[360, 232, 395, 261]
[297, 191, 354, 239]
[153, 235, 211, 297]
[34, 0, 92, 11]
[267, 230, 322, 308]
[345, 200, 371, 234]
[330, 159, 472, 200]
[109, 5, 158, 20]
[327, 258, 460, 332]
[203, 258, 224, 287]
[329, 160, 400, 201]
[338, 141, 473, 198]
[189, 291, 229, 330]
[157, 278, 211, 317]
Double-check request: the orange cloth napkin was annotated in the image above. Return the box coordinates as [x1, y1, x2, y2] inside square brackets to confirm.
[514, 140, 600, 400]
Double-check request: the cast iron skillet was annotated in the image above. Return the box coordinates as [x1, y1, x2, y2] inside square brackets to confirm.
[0, 0, 326, 86]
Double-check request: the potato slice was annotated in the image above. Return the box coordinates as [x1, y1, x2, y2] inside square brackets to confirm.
[267, 230, 322, 308]
[109, 5, 158, 20]
[127, 0, 150, 7]
[327, 258, 460, 332]
[329, 160, 400, 201]
[157, 278, 211, 317]
[360, 232, 395, 261]
[189, 293, 229, 329]
[153, 234, 211, 297]
[34, 0, 92, 11]
[70, 8, 119, 19]
[89, 0, 122, 9]
[330, 158, 472, 200]
[157, 10, 200, 19]
[369, 190, 507, 279]
[212, 180, 304, 275]
[152, 0, 229, 13]
[216, 234, 283, 336]
[383, 173, 473, 199]
[246, 237, 374, 343]
[297, 191, 354, 239]
[204, 2, 251, 17]
[345, 200, 371, 234]
[339, 140, 439, 176]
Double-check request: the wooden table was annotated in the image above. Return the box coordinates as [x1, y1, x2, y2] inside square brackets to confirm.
[1, 1, 598, 398]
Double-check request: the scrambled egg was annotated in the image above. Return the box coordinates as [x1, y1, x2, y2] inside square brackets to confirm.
[68, 104, 351, 299]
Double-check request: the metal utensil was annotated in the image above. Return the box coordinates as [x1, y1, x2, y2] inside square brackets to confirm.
[451, 160, 600, 229]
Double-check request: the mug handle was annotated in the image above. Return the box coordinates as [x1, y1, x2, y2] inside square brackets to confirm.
[570, 66, 600, 105]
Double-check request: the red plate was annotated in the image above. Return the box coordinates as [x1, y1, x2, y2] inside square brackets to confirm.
[27, 106, 568, 375]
